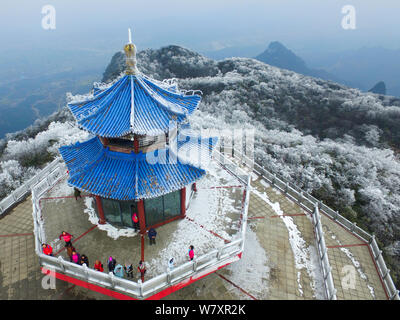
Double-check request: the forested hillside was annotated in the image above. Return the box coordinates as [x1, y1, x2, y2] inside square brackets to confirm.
[1, 45, 399, 286]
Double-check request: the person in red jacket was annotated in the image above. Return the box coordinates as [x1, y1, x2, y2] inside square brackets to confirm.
[94, 260, 104, 272]
[132, 212, 139, 232]
[58, 231, 73, 247]
[42, 243, 53, 256]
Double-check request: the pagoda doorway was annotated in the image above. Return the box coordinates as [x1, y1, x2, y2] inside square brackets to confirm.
[121, 201, 137, 228]
[101, 198, 137, 228]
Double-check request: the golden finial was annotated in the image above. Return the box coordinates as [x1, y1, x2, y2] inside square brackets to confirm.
[124, 28, 138, 75]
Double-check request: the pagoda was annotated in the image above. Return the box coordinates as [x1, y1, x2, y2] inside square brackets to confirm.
[59, 31, 217, 234]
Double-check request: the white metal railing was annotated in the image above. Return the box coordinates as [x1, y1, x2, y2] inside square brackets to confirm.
[223, 149, 336, 300]
[0, 157, 63, 217]
[30, 153, 251, 300]
[231, 150, 399, 300]
[312, 204, 337, 300]
[212, 150, 250, 186]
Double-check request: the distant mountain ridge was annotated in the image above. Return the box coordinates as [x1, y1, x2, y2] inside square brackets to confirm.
[202, 44, 266, 61]
[206, 42, 400, 97]
[369, 81, 387, 95]
[326, 47, 400, 96]
[254, 41, 348, 85]
[255, 41, 308, 74]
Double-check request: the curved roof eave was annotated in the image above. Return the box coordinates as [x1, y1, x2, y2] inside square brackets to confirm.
[59, 136, 208, 201]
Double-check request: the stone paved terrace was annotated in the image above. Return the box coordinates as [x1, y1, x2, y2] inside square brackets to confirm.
[0, 162, 389, 300]
[321, 212, 387, 300]
[245, 176, 387, 300]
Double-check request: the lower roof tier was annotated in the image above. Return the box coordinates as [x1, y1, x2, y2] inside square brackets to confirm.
[59, 136, 214, 200]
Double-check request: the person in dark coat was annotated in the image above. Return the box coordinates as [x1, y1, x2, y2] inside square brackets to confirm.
[74, 188, 82, 200]
[108, 256, 116, 273]
[148, 228, 157, 245]
[80, 254, 89, 267]
[124, 263, 134, 278]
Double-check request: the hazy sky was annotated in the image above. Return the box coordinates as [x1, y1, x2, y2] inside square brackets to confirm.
[0, 0, 399, 74]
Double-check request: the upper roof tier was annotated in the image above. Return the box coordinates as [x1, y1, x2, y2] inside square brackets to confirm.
[68, 74, 201, 137]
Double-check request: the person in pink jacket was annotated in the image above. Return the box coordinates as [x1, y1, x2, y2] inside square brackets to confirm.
[188, 245, 194, 261]
[59, 231, 73, 247]
[71, 251, 80, 264]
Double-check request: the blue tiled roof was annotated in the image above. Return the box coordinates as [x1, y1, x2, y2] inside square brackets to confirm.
[59, 137, 207, 200]
[68, 74, 201, 138]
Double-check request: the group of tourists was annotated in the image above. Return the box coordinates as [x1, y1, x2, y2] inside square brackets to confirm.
[41, 227, 196, 282]
[106, 256, 147, 280]
[41, 231, 89, 267]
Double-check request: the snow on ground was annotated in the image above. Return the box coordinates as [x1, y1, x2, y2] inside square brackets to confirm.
[272, 187, 282, 195]
[328, 233, 376, 299]
[252, 187, 326, 299]
[198, 160, 245, 188]
[260, 179, 270, 189]
[84, 197, 138, 240]
[148, 216, 226, 276]
[189, 160, 244, 239]
[225, 227, 270, 299]
[340, 247, 376, 299]
[148, 160, 244, 276]
[186, 186, 241, 241]
[45, 176, 74, 198]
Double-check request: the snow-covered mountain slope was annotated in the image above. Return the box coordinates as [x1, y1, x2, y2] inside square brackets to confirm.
[1, 45, 399, 286]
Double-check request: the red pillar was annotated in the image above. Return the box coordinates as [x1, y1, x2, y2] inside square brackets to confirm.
[192, 183, 197, 192]
[133, 134, 139, 153]
[95, 195, 106, 225]
[137, 199, 146, 234]
[180, 187, 186, 219]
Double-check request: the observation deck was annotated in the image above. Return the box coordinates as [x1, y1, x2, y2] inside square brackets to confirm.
[0, 150, 398, 300]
